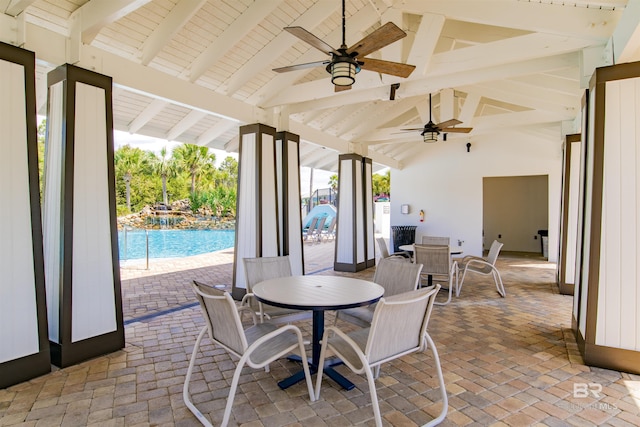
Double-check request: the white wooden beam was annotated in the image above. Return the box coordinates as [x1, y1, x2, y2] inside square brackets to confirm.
[319, 104, 365, 132]
[223, 1, 338, 95]
[351, 96, 423, 139]
[458, 93, 481, 125]
[428, 33, 596, 78]
[140, 0, 206, 66]
[166, 110, 207, 141]
[4, 0, 36, 17]
[406, 13, 444, 77]
[380, 8, 403, 63]
[611, 0, 640, 63]
[439, 88, 455, 121]
[196, 120, 237, 146]
[396, 0, 624, 40]
[71, 0, 151, 44]
[458, 80, 579, 117]
[128, 99, 168, 134]
[186, 0, 283, 82]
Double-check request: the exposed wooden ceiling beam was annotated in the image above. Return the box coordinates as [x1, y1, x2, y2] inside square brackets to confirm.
[140, 0, 206, 66]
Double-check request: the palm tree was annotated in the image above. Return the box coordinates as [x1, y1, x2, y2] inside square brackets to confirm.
[152, 146, 177, 205]
[216, 156, 238, 188]
[328, 174, 338, 191]
[114, 145, 152, 212]
[173, 144, 216, 194]
[372, 170, 390, 198]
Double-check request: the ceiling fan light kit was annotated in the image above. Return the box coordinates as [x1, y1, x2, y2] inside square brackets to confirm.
[423, 129, 439, 143]
[401, 93, 473, 143]
[329, 55, 360, 86]
[275, 0, 415, 91]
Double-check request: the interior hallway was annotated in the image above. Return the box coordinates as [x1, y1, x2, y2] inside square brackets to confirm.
[1, 241, 639, 426]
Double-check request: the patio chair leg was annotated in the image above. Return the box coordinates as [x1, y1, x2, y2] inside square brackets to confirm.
[456, 267, 468, 297]
[493, 269, 506, 297]
[422, 332, 448, 426]
[365, 366, 383, 427]
[183, 327, 214, 427]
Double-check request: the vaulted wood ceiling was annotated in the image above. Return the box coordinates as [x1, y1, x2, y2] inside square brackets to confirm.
[2, 0, 637, 171]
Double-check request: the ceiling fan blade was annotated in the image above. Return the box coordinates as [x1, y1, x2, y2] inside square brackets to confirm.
[335, 84, 352, 92]
[360, 58, 415, 78]
[441, 127, 473, 133]
[284, 27, 339, 55]
[346, 22, 407, 57]
[272, 60, 328, 73]
[436, 119, 462, 129]
[400, 127, 425, 132]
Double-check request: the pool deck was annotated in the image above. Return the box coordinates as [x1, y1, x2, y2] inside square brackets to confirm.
[1, 240, 640, 426]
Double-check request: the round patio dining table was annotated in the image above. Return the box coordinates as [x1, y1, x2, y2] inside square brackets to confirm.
[253, 275, 384, 390]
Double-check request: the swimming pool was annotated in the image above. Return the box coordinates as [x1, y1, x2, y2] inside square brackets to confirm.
[118, 229, 235, 260]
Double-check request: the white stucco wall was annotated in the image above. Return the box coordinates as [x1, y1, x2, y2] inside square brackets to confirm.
[389, 131, 563, 261]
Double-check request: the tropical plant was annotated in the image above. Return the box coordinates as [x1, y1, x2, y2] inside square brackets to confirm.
[173, 143, 216, 194]
[37, 119, 46, 198]
[114, 145, 153, 212]
[151, 146, 177, 205]
[372, 169, 390, 198]
[216, 156, 238, 188]
[328, 174, 338, 191]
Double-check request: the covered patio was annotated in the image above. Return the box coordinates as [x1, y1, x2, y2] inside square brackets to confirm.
[1, 243, 638, 426]
[2, 1, 640, 425]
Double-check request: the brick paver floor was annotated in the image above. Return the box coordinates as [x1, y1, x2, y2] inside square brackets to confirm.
[1, 241, 639, 426]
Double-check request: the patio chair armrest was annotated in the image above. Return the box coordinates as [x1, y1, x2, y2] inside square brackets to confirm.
[240, 292, 255, 307]
[465, 258, 494, 270]
[321, 326, 369, 373]
[450, 260, 458, 275]
[246, 324, 307, 367]
[458, 255, 484, 266]
[237, 305, 258, 325]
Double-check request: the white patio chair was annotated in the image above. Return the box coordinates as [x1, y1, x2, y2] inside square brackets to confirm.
[376, 236, 410, 260]
[421, 235, 450, 246]
[413, 244, 457, 305]
[320, 216, 337, 242]
[456, 240, 505, 297]
[242, 256, 312, 324]
[184, 281, 315, 427]
[302, 216, 319, 241]
[305, 216, 326, 243]
[315, 286, 448, 427]
[336, 257, 423, 327]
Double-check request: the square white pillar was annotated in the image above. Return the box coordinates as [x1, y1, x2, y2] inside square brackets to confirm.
[43, 64, 124, 367]
[0, 42, 50, 388]
[232, 123, 280, 299]
[334, 154, 375, 272]
[573, 61, 640, 374]
[276, 131, 304, 276]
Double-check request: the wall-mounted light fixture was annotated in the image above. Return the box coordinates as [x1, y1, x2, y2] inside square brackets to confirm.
[466, 142, 471, 152]
[401, 204, 409, 214]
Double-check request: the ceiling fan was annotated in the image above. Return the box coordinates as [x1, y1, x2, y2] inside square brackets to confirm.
[272, 0, 415, 91]
[401, 93, 473, 142]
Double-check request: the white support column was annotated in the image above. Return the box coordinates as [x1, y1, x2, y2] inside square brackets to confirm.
[43, 64, 124, 368]
[557, 133, 581, 296]
[334, 154, 375, 272]
[573, 61, 640, 375]
[232, 123, 279, 299]
[0, 41, 50, 388]
[276, 131, 304, 276]
[363, 157, 375, 268]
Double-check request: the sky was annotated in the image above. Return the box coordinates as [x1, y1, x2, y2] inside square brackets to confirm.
[113, 130, 335, 197]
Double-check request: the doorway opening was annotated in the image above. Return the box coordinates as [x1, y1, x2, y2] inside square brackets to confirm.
[483, 175, 549, 257]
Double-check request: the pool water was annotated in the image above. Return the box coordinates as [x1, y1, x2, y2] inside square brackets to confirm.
[118, 229, 235, 260]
